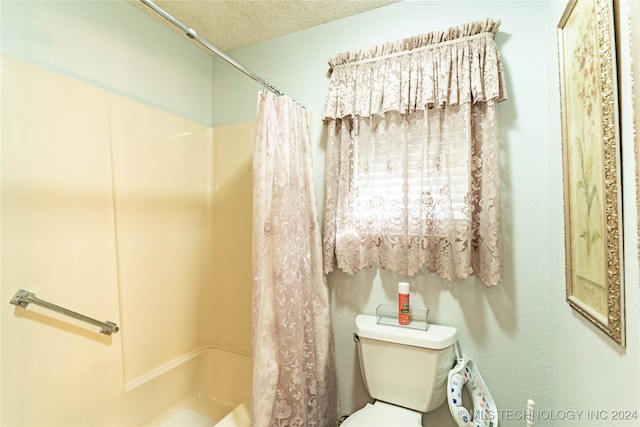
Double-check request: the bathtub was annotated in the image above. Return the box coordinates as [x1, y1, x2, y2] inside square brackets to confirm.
[136, 348, 251, 426]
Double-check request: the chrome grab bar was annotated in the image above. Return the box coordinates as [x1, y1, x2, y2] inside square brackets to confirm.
[10, 289, 119, 335]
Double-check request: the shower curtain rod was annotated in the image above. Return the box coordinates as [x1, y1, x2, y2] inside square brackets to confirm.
[139, 0, 285, 97]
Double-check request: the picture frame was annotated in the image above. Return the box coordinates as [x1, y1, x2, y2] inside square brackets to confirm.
[557, 0, 625, 346]
[632, 1, 640, 249]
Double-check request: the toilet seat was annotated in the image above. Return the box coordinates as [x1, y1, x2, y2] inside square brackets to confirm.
[341, 401, 422, 426]
[447, 355, 498, 427]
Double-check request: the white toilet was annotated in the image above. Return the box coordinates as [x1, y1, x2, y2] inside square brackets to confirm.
[341, 314, 459, 426]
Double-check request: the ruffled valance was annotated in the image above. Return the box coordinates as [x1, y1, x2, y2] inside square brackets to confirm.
[323, 18, 507, 120]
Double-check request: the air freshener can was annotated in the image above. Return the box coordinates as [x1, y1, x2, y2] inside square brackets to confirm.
[398, 282, 410, 325]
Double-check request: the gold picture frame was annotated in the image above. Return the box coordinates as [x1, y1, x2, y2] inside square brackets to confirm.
[633, 2, 640, 254]
[558, 0, 625, 346]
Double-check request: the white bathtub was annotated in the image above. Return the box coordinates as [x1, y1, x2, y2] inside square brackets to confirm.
[138, 348, 251, 426]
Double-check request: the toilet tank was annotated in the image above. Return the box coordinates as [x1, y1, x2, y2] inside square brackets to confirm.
[355, 314, 457, 413]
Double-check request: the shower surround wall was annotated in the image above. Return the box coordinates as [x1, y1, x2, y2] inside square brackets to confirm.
[1, 1, 253, 424]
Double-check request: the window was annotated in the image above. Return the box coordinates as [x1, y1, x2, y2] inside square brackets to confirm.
[322, 19, 506, 286]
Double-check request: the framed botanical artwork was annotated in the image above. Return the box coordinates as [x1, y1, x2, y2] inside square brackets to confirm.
[557, 0, 625, 346]
[633, 1, 640, 246]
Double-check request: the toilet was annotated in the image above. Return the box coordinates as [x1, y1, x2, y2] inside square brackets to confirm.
[342, 314, 496, 427]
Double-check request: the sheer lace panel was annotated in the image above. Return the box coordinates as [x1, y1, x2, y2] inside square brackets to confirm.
[322, 19, 506, 286]
[253, 91, 338, 426]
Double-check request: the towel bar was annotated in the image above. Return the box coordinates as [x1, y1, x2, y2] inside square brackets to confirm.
[10, 288, 119, 335]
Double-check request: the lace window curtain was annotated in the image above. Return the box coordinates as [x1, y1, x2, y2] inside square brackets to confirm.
[322, 19, 507, 287]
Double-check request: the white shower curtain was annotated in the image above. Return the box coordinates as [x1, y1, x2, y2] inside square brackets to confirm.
[251, 91, 339, 427]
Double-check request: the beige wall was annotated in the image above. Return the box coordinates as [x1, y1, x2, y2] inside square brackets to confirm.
[2, 55, 125, 426]
[211, 123, 255, 355]
[1, 1, 256, 424]
[108, 91, 212, 385]
[1, 55, 253, 425]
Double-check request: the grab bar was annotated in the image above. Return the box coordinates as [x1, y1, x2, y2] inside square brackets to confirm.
[10, 289, 119, 335]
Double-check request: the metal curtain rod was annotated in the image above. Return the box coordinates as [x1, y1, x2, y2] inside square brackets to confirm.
[139, 0, 285, 97]
[10, 289, 120, 335]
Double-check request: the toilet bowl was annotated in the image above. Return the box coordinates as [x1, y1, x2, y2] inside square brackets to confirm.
[342, 314, 497, 427]
[340, 401, 421, 426]
[341, 314, 456, 426]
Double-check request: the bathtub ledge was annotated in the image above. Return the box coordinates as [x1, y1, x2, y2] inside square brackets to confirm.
[215, 400, 250, 427]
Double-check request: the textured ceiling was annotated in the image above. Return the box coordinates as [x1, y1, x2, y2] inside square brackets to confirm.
[130, 0, 398, 52]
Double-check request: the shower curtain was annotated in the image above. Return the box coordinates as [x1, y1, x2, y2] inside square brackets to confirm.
[251, 91, 338, 427]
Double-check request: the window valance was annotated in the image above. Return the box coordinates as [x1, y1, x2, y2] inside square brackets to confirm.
[323, 18, 507, 120]
[322, 19, 508, 286]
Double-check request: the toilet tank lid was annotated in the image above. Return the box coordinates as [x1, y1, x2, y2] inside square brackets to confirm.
[355, 314, 457, 350]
